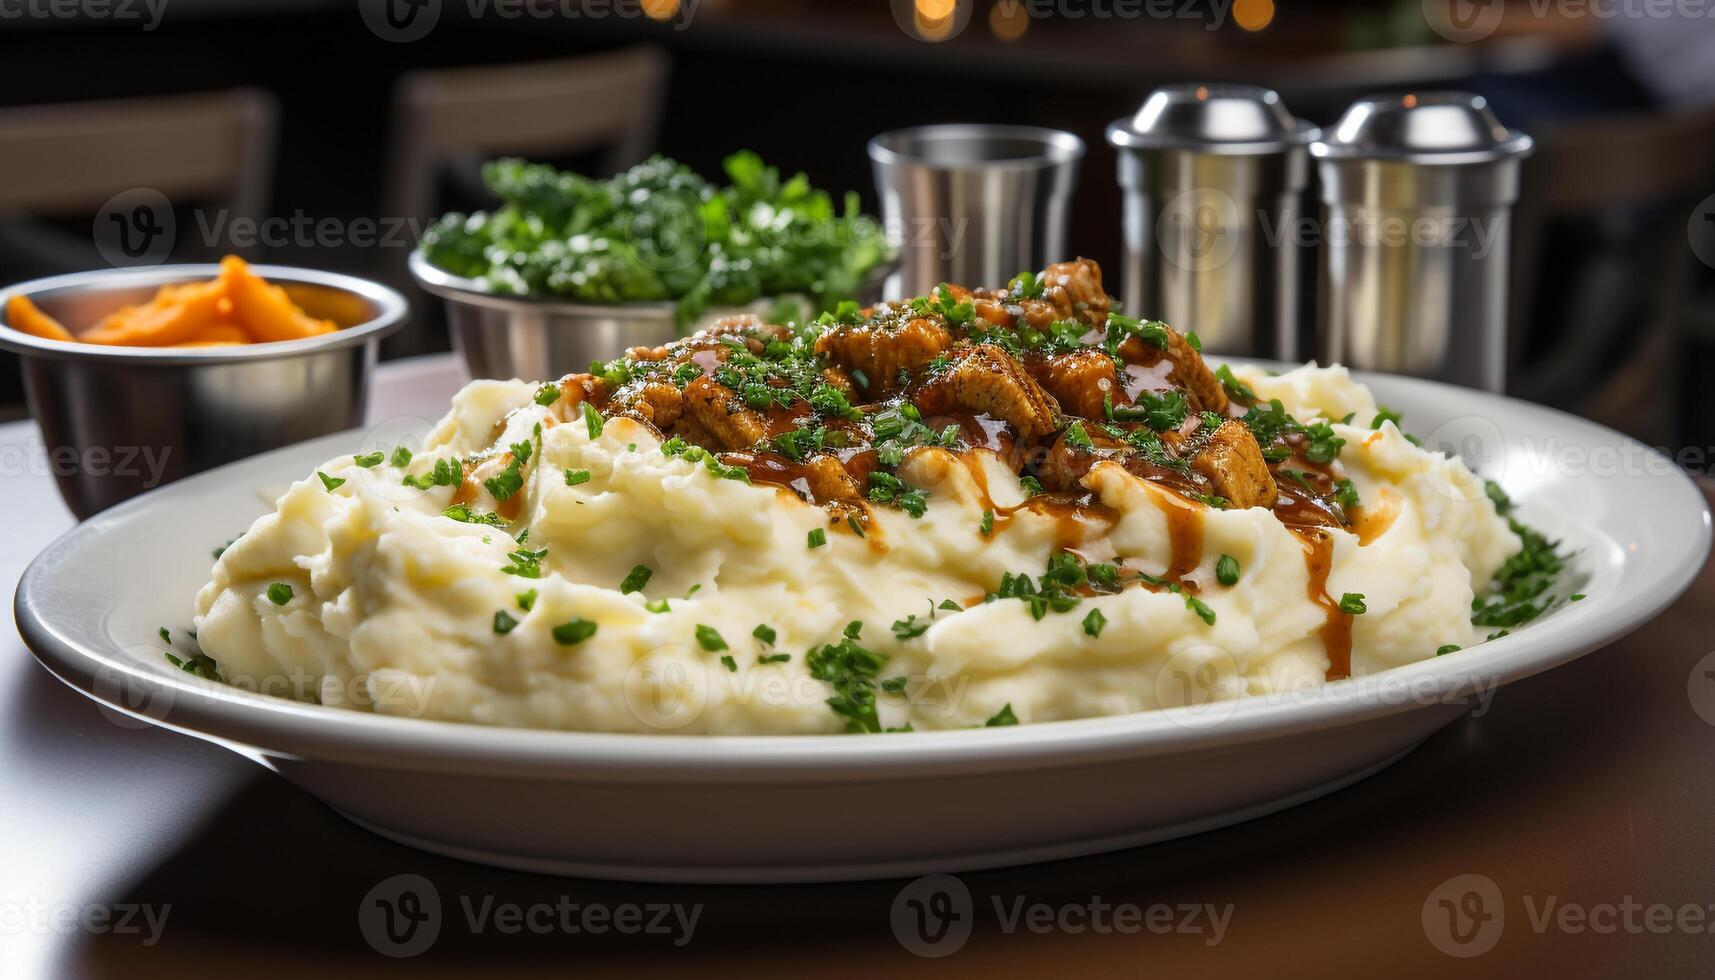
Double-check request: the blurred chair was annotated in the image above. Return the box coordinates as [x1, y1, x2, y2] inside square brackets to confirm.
[1508, 103, 1715, 444]
[382, 47, 669, 355]
[0, 88, 277, 415]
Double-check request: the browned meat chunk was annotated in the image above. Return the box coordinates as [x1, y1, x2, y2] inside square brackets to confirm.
[1027, 350, 1122, 420]
[1118, 325, 1228, 415]
[814, 313, 953, 395]
[1040, 258, 1110, 327]
[1168, 420, 1277, 510]
[681, 377, 769, 451]
[912, 344, 1061, 441]
[1035, 425, 1130, 491]
[607, 380, 683, 432]
[729, 451, 863, 505]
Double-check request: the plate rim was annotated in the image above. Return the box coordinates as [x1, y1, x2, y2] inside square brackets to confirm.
[15, 364, 1711, 781]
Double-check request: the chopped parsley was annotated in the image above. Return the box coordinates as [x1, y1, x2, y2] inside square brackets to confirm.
[645, 597, 671, 613]
[980, 509, 994, 536]
[516, 588, 537, 611]
[806, 633, 888, 733]
[1436, 644, 1461, 656]
[316, 471, 345, 491]
[582, 401, 604, 439]
[493, 610, 519, 634]
[694, 624, 728, 652]
[891, 615, 929, 640]
[403, 458, 462, 490]
[564, 468, 591, 486]
[551, 618, 597, 645]
[1338, 593, 1367, 615]
[984, 703, 1019, 727]
[720, 655, 737, 672]
[443, 503, 507, 527]
[389, 445, 413, 467]
[758, 652, 791, 664]
[354, 451, 385, 467]
[266, 582, 293, 605]
[753, 623, 777, 646]
[619, 564, 652, 594]
[500, 547, 547, 578]
[1082, 608, 1107, 637]
[807, 528, 827, 549]
[1216, 554, 1240, 586]
[534, 383, 561, 406]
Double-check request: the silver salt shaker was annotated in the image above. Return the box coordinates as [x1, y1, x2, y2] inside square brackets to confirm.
[1311, 92, 1533, 392]
[1105, 83, 1316, 359]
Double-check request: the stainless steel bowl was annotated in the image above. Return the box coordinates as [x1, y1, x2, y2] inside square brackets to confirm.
[411, 250, 681, 381]
[410, 249, 896, 381]
[0, 264, 406, 519]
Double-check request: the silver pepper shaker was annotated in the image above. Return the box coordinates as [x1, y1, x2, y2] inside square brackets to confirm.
[1105, 83, 1316, 359]
[1311, 92, 1533, 392]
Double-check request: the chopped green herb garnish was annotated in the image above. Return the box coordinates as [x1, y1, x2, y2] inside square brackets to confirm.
[501, 546, 547, 578]
[516, 588, 537, 611]
[493, 610, 519, 634]
[807, 528, 827, 549]
[354, 451, 385, 467]
[1436, 644, 1461, 656]
[979, 509, 994, 536]
[645, 597, 671, 613]
[720, 655, 737, 672]
[564, 468, 591, 486]
[390, 446, 414, 467]
[316, 471, 345, 491]
[753, 623, 777, 646]
[891, 615, 929, 640]
[695, 624, 728, 651]
[443, 503, 507, 527]
[582, 401, 604, 439]
[534, 383, 561, 407]
[758, 652, 791, 664]
[1082, 608, 1107, 637]
[1216, 554, 1240, 586]
[551, 618, 597, 645]
[984, 703, 1019, 727]
[266, 582, 293, 605]
[1339, 593, 1367, 615]
[619, 564, 652, 594]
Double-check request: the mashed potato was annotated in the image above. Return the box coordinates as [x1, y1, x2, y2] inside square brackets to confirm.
[193, 362, 1519, 734]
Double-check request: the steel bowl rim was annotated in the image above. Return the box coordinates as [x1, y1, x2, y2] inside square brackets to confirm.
[868, 123, 1087, 171]
[0, 263, 408, 366]
[408, 249, 679, 320]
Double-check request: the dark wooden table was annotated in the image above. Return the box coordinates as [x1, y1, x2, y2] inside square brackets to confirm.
[3, 369, 1711, 978]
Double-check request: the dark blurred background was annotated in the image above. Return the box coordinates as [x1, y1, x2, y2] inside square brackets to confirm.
[2, 0, 1713, 458]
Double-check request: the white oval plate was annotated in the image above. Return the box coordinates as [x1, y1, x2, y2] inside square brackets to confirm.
[16, 368, 1710, 882]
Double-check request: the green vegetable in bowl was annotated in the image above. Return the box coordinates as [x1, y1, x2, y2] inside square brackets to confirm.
[419, 152, 892, 330]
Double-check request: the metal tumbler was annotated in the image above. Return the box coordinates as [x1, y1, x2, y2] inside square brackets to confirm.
[1106, 84, 1316, 359]
[1311, 92, 1533, 392]
[869, 124, 1084, 296]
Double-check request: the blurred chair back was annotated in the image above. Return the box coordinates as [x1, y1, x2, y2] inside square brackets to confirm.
[383, 47, 669, 355]
[1510, 104, 1715, 442]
